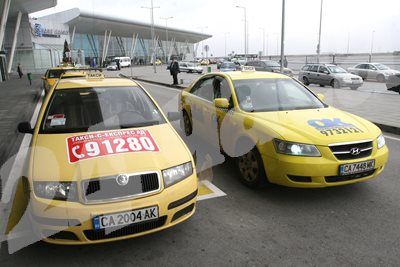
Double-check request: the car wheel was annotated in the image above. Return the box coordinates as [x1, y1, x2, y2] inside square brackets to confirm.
[237, 147, 268, 188]
[302, 77, 310, 85]
[319, 84, 325, 87]
[182, 111, 192, 136]
[377, 74, 385, 83]
[331, 79, 341, 88]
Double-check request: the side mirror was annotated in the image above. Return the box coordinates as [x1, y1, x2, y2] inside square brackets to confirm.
[323, 70, 329, 74]
[214, 98, 230, 109]
[167, 112, 181, 122]
[316, 93, 325, 101]
[41, 76, 46, 80]
[18, 122, 33, 134]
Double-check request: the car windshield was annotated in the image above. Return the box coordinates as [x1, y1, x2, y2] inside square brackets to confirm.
[233, 78, 326, 112]
[265, 61, 281, 67]
[40, 86, 166, 134]
[48, 69, 65, 78]
[375, 63, 390, 70]
[222, 62, 236, 68]
[327, 65, 347, 73]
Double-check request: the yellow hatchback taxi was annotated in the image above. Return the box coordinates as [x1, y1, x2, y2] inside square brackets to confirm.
[41, 66, 73, 94]
[18, 73, 197, 244]
[179, 67, 388, 188]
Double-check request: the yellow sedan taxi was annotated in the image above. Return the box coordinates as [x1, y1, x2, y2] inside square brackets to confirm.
[179, 66, 388, 188]
[41, 66, 74, 94]
[18, 73, 197, 244]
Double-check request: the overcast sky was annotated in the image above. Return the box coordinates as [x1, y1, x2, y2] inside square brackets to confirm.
[31, 0, 400, 57]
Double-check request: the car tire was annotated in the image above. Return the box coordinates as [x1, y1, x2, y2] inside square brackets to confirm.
[331, 79, 341, 88]
[377, 74, 385, 83]
[302, 77, 310, 85]
[182, 110, 192, 136]
[237, 146, 269, 188]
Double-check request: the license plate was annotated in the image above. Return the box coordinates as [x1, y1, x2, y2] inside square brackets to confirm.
[339, 160, 375, 176]
[93, 206, 159, 230]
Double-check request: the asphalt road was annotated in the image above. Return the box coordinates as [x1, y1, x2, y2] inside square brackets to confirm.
[1, 82, 400, 266]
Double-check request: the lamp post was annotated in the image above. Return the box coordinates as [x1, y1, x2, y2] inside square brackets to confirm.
[369, 30, 375, 62]
[316, 0, 323, 63]
[236, 5, 247, 56]
[259, 27, 265, 57]
[224, 32, 230, 57]
[197, 26, 208, 58]
[141, 0, 159, 73]
[280, 0, 285, 73]
[160, 16, 173, 63]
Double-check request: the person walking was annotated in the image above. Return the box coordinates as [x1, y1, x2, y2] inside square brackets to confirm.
[17, 63, 23, 78]
[169, 58, 180, 85]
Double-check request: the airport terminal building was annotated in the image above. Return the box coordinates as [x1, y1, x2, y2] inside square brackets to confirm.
[0, 0, 211, 79]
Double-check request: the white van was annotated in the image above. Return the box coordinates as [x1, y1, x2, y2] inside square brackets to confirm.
[113, 57, 131, 68]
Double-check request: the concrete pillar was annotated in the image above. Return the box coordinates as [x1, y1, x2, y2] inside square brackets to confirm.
[0, 0, 11, 50]
[7, 11, 22, 73]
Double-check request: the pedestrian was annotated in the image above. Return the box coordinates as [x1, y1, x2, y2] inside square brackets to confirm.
[17, 63, 23, 78]
[169, 58, 180, 85]
[116, 59, 121, 70]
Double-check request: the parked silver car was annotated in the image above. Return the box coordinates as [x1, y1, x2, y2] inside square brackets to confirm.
[178, 62, 203, 74]
[298, 64, 363, 89]
[347, 63, 400, 82]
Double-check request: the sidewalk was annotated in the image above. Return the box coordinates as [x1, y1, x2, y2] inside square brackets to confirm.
[119, 65, 400, 135]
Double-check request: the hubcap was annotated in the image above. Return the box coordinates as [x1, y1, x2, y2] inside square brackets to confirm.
[238, 151, 259, 183]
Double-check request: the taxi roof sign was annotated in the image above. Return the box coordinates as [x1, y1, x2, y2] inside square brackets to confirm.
[86, 73, 105, 79]
[241, 66, 256, 72]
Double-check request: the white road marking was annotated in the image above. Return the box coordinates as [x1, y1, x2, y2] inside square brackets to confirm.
[197, 180, 227, 201]
[138, 81, 182, 92]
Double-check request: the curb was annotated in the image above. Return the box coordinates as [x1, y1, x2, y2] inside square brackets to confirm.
[374, 123, 400, 136]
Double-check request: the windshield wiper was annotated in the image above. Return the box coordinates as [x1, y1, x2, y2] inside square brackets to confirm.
[120, 120, 160, 128]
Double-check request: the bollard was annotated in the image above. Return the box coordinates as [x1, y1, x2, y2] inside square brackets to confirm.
[207, 66, 211, 73]
[27, 73, 32, 86]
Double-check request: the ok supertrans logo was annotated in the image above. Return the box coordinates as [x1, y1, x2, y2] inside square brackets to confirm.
[66, 129, 159, 163]
[307, 118, 364, 136]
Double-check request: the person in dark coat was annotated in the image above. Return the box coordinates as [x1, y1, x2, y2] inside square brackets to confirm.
[17, 63, 23, 78]
[169, 58, 180, 85]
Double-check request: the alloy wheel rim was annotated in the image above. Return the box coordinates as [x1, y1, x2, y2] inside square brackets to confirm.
[238, 151, 258, 182]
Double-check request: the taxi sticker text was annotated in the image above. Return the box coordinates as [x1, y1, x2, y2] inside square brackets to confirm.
[66, 129, 159, 163]
[308, 118, 364, 136]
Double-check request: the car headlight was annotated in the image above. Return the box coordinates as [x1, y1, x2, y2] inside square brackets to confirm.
[273, 139, 321, 156]
[377, 134, 385, 149]
[162, 162, 193, 187]
[342, 77, 352, 82]
[34, 182, 78, 201]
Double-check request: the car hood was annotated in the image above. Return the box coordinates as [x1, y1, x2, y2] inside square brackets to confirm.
[247, 107, 381, 145]
[380, 69, 400, 75]
[31, 124, 192, 182]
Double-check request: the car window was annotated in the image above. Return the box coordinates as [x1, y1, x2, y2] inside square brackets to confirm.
[327, 65, 347, 73]
[212, 77, 232, 104]
[265, 61, 280, 67]
[40, 86, 165, 133]
[191, 77, 214, 102]
[319, 66, 328, 73]
[233, 78, 326, 112]
[375, 63, 390, 70]
[368, 64, 377, 70]
[309, 65, 319, 72]
[48, 69, 65, 78]
[301, 65, 310, 71]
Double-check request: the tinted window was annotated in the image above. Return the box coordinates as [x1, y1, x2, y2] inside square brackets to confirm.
[301, 65, 311, 71]
[191, 78, 214, 101]
[319, 66, 328, 73]
[48, 69, 65, 78]
[309, 65, 319, 72]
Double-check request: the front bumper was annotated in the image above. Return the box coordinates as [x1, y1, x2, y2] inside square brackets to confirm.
[29, 175, 197, 244]
[262, 145, 388, 188]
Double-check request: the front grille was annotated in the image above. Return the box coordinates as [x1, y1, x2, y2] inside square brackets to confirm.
[82, 172, 160, 203]
[46, 231, 79, 241]
[287, 175, 312, 183]
[325, 169, 375, 183]
[329, 140, 373, 160]
[83, 216, 167, 241]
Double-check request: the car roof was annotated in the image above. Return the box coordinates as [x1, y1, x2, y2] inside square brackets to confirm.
[214, 70, 290, 80]
[55, 76, 140, 89]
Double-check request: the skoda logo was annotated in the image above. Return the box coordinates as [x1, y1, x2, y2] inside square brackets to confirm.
[350, 147, 361, 156]
[116, 174, 129, 186]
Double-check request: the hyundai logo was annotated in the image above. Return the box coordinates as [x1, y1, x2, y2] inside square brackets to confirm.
[116, 174, 129, 186]
[349, 147, 361, 156]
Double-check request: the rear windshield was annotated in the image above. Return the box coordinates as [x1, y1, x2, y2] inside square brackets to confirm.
[48, 70, 65, 78]
[40, 86, 166, 134]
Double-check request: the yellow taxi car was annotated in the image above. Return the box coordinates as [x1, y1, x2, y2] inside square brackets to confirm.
[200, 59, 210, 65]
[179, 66, 388, 188]
[41, 66, 74, 94]
[153, 59, 162, 66]
[17, 73, 197, 244]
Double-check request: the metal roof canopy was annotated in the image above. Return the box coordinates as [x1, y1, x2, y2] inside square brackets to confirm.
[41, 8, 211, 43]
[1, 0, 56, 18]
